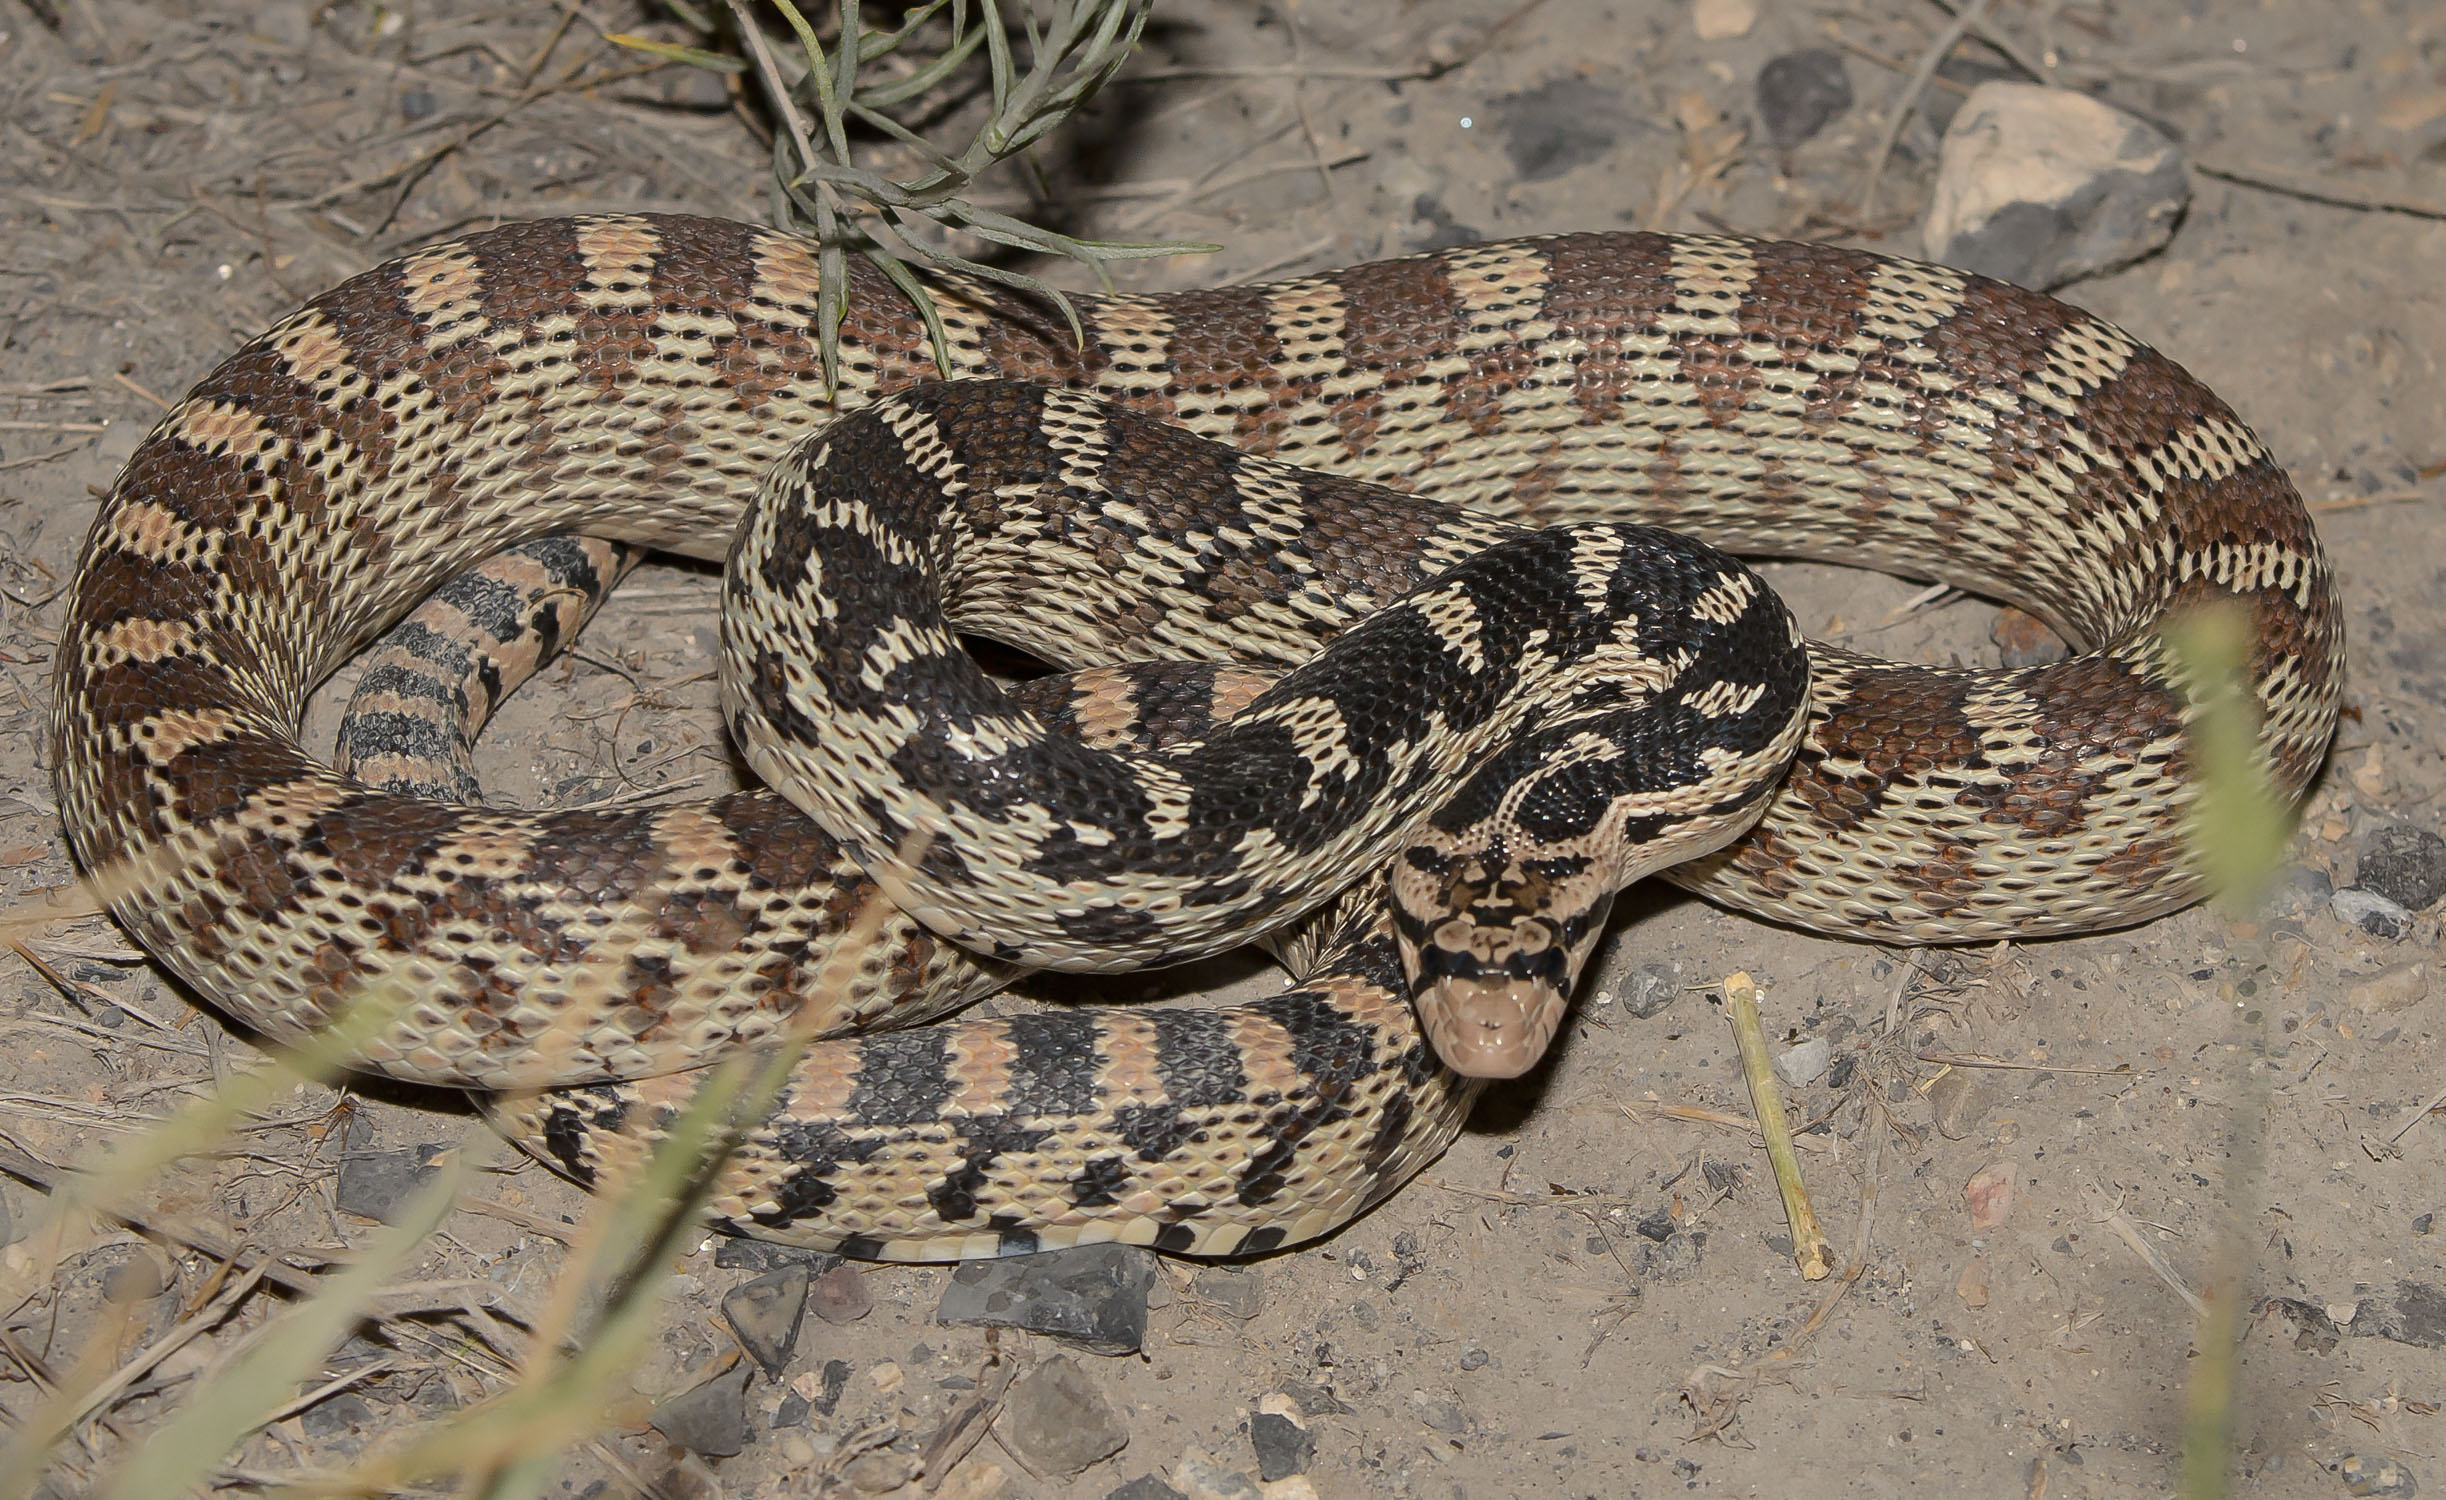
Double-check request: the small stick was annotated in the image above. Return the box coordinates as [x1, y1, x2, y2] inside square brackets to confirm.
[1720, 972, 1833, 1280]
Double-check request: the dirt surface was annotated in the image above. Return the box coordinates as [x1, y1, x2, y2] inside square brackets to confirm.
[3, 0, 2445, 1495]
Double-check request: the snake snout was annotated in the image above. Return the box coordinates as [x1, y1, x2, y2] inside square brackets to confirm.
[1416, 975, 1566, 1080]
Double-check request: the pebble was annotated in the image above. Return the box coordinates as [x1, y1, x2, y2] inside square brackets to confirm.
[2371, 1281, 2446, 1348]
[333, 1143, 450, 1224]
[712, 1238, 838, 1274]
[1772, 1035, 1832, 1087]
[1191, 1266, 1266, 1321]
[1754, 49, 1852, 148]
[937, 1244, 1157, 1355]
[810, 1260, 874, 1324]
[1989, 605, 2067, 668]
[1105, 1476, 1189, 1500]
[2269, 863, 2335, 918]
[298, 1392, 376, 1441]
[2349, 962, 2431, 1015]
[1927, 1069, 1992, 1140]
[843, 1451, 915, 1493]
[2340, 1452, 2420, 1497]
[1922, 83, 2187, 289]
[1412, 1392, 1470, 1435]
[649, 1363, 753, 1458]
[2334, 887, 2414, 940]
[1691, 0, 1756, 40]
[722, 1264, 810, 1377]
[1171, 1448, 1263, 1500]
[1622, 961, 1684, 1020]
[1493, 77, 1632, 183]
[1251, 1395, 1314, 1480]
[2358, 826, 2446, 911]
[1000, 1356, 1130, 1476]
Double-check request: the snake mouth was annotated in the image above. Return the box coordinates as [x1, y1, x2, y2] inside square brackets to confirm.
[1415, 976, 1567, 1080]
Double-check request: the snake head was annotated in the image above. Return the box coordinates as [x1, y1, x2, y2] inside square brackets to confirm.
[1391, 840, 1616, 1080]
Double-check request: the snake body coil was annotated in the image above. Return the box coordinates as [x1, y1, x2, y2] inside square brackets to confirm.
[53, 215, 2341, 1258]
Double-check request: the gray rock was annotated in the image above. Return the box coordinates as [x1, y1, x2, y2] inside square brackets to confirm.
[1922, 83, 2187, 289]
[1191, 1266, 1265, 1321]
[1250, 1404, 1313, 1480]
[2367, 1281, 2446, 1349]
[1755, 49, 1852, 148]
[937, 1244, 1157, 1355]
[2358, 826, 2446, 911]
[1106, 1478, 1188, 1500]
[1001, 1355, 1129, 1476]
[2335, 887, 2414, 940]
[334, 1144, 446, 1224]
[650, 1363, 753, 1457]
[1773, 1035, 1832, 1087]
[1171, 1449, 1263, 1500]
[722, 1264, 809, 1377]
[843, 1450, 914, 1493]
[812, 1357, 850, 1416]
[1623, 961, 1683, 1020]
[711, 1239, 837, 1274]
[1414, 1393, 1470, 1435]
[2340, 1452, 2420, 1497]
[2269, 863, 2334, 917]
[1495, 77, 1636, 182]
[298, 1392, 376, 1440]
[810, 1260, 874, 1324]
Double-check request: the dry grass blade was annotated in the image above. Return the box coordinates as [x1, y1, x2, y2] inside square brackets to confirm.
[611, 0, 1221, 386]
[91, 1140, 492, 1500]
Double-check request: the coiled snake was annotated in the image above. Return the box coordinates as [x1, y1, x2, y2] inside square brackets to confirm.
[52, 215, 2342, 1259]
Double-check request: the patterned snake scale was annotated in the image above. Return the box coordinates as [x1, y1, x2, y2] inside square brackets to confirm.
[53, 214, 2342, 1258]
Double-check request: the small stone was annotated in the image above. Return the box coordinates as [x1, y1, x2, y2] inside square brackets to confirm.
[298, 1392, 376, 1439]
[1963, 1161, 2015, 1230]
[1191, 1266, 1265, 1321]
[1277, 1380, 1354, 1418]
[2348, 963, 2431, 1015]
[810, 1260, 874, 1324]
[1754, 49, 1851, 148]
[1458, 1344, 1490, 1371]
[2371, 1281, 2446, 1349]
[711, 1239, 837, 1274]
[1954, 1253, 1991, 1308]
[2358, 826, 2446, 911]
[843, 1451, 915, 1493]
[1413, 1393, 1469, 1435]
[871, 1360, 904, 1393]
[649, 1363, 753, 1458]
[1000, 1356, 1129, 1477]
[1772, 1035, 1832, 1087]
[2416, 1213, 2436, 1236]
[1105, 1476, 1189, 1500]
[723, 1264, 809, 1377]
[2334, 887, 2414, 940]
[1494, 77, 1632, 183]
[1623, 961, 1683, 1020]
[398, 88, 436, 120]
[334, 1144, 448, 1224]
[2268, 864, 2334, 917]
[1927, 1070, 1991, 1140]
[1922, 83, 2187, 289]
[2339, 1452, 2420, 1497]
[1250, 1396, 1313, 1480]
[1634, 1210, 1676, 1242]
[1171, 1448, 1262, 1500]
[936, 1244, 1157, 1355]
[1691, 0, 1756, 40]
[1989, 605, 2067, 667]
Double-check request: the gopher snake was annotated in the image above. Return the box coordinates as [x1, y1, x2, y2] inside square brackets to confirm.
[53, 215, 2341, 1258]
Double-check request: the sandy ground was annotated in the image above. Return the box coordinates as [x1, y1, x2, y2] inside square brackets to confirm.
[3, 0, 2444, 1495]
